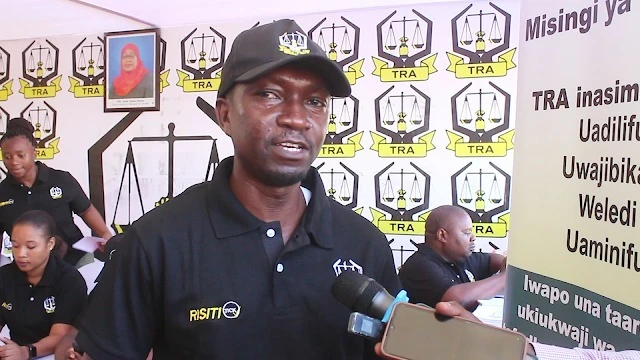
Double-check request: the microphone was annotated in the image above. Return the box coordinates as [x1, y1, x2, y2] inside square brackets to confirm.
[331, 271, 409, 323]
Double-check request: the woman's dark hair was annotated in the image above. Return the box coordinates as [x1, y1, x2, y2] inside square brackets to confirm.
[12, 210, 66, 259]
[0, 117, 37, 147]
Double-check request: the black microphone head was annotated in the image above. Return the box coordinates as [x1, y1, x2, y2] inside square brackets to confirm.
[331, 271, 389, 317]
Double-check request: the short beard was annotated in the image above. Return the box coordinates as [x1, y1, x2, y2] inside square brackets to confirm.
[258, 168, 309, 187]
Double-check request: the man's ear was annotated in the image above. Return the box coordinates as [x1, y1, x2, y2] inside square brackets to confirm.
[436, 228, 447, 243]
[215, 97, 232, 137]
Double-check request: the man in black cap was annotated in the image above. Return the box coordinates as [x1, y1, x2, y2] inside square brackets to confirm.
[70, 19, 399, 359]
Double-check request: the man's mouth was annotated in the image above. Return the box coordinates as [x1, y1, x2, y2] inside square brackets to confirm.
[276, 141, 307, 151]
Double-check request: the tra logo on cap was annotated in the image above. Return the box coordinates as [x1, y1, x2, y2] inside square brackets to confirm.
[278, 32, 310, 56]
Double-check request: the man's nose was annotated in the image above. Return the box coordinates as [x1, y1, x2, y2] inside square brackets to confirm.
[277, 99, 311, 130]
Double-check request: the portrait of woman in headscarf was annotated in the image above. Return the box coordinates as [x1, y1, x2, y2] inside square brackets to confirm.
[108, 43, 154, 99]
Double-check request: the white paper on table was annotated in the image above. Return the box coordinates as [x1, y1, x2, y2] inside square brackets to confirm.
[72, 236, 104, 253]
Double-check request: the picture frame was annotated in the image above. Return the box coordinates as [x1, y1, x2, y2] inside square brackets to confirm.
[104, 28, 160, 112]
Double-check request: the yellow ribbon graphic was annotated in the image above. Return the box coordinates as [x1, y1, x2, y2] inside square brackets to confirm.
[353, 207, 363, 216]
[176, 69, 222, 92]
[472, 213, 510, 238]
[372, 53, 437, 82]
[369, 208, 429, 235]
[36, 138, 60, 159]
[67, 77, 103, 98]
[0, 138, 60, 160]
[369, 130, 435, 157]
[446, 129, 514, 157]
[318, 132, 364, 158]
[160, 70, 170, 92]
[446, 48, 516, 78]
[18, 75, 62, 98]
[344, 59, 365, 85]
[0, 80, 13, 101]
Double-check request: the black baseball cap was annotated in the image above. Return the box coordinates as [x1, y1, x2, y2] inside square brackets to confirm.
[218, 19, 351, 98]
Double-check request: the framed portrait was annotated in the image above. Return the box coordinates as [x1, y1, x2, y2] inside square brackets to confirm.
[104, 28, 160, 112]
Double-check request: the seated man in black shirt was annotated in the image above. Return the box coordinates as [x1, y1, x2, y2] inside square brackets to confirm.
[399, 205, 506, 311]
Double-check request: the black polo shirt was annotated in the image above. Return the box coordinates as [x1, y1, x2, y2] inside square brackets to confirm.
[0, 162, 92, 265]
[0, 255, 88, 345]
[76, 156, 400, 360]
[398, 243, 493, 309]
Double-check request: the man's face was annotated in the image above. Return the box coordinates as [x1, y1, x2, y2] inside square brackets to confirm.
[442, 212, 475, 262]
[216, 64, 330, 187]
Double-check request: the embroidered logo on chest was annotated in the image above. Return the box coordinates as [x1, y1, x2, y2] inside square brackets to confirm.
[189, 300, 242, 322]
[44, 296, 56, 313]
[1, 302, 12, 311]
[49, 187, 62, 200]
[333, 259, 363, 277]
[465, 269, 476, 282]
[0, 199, 14, 207]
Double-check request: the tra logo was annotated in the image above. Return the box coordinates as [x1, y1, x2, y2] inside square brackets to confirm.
[370, 162, 430, 235]
[0, 102, 61, 160]
[44, 296, 56, 314]
[447, 3, 516, 78]
[446, 81, 514, 157]
[318, 95, 363, 158]
[309, 16, 364, 85]
[333, 259, 362, 277]
[176, 27, 226, 93]
[19, 40, 62, 98]
[372, 9, 437, 82]
[451, 161, 511, 238]
[316, 162, 359, 211]
[0, 45, 13, 101]
[0, 199, 14, 207]
[370, 85, 435, 158]
[68, 36, 105, 98]
[388, 238, 419, 269]
[278, 31, 310, 56]
[50, 186, 62, 199]
[22, 101, 60, 160]
[465, 269, 476, 282]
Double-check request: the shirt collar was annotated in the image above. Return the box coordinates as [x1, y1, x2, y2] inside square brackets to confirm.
[6, 161, 49, 187]
[416, 242, 462, 266]
[207, 157, 334, 249]
[14, 254, 59, 286]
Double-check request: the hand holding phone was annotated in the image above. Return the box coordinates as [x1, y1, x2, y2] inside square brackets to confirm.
[379, 302, 528, 360]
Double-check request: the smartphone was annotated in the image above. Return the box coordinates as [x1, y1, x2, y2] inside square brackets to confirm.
[380, 302, 528, 360]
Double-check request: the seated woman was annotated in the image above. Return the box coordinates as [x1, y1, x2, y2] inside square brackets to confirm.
[0, 210, 87, 359]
